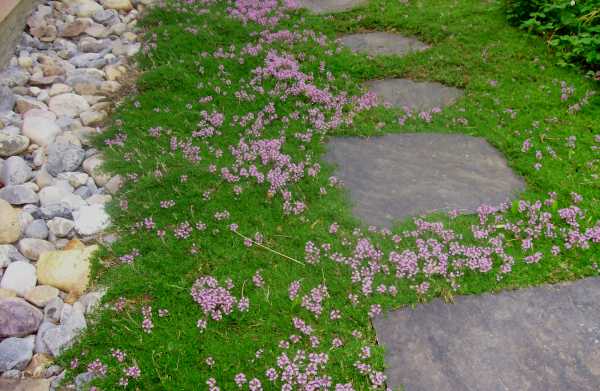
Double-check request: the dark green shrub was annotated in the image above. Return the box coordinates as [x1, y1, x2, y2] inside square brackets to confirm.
[505, 0, 548, 25]
[505, 0, 600, 74]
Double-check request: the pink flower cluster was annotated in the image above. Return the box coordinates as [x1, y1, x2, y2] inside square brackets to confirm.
[300, 285, 329, 317]
[191, 276, 250, 330]
[313, 194, 600, 301]
[227, 0, 298, 26]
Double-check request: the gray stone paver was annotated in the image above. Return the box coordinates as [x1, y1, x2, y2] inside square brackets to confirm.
[373, 277, 600, 391]
[296, 0, 368, 14]
[324, 133, 524, 227]
[365, 78, 464, 112]
[340, 32, 429, 57]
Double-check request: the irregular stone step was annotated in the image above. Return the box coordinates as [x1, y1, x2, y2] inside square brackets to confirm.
[296, 0, 368, 14]
[365, 78, 463, 112]
[340, 32, 429, 57]
[324, 133, 524, 227]
[373, 277, 600, 391]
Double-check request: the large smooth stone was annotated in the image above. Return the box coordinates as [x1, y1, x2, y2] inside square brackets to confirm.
[42, 299, 63, 325]
[36, 245, 97, 294]
[77, 290, 105, 314]
[47, 217, 75, 238]
[365, 79, 463, 112]
[69, 53, 106, 69]
[62, 19, 90, 38]
[82, 155, 110, 186]
[374, 278, 600, 391]
[39, 186, 87, 210]
[24, 285, 59, 308]
[0, 156, 32, 186]
[102, 0, 133, 11]
[0, 134, 29, 157]
[48, 93, 90, 118]
[17, 239, 56, 261]
[0, 67, 28, 88]
[92, 9, 118, 24]
[22, 109, 61, 147]
[324, 133, 524, 227]
[63, 0, 103, 17]
[0, 245, 29, 267]
[340, 32, 429, 56]
[46, 143, 85, 176]
[0, 86, 16, 112]
[0, 200, 21, 244]
[24, 219, 49, 240]
[15, 96, 47, 113]
[73, 204, 109, 236]
[80, 110, 106, 126]
[0, 185, 39, 205]
[0, 261, 36, 297]
[41, 303, 86, 356]
[0, 336, 35, 371]
[297, 0, 368, 13]
[0, 298, 43, 337]
[39, 204, 73, 220]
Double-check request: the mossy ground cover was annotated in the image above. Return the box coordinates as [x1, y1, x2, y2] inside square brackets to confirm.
[62, 0, 599, 389]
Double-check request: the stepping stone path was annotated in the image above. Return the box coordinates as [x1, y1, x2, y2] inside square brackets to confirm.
[301, 6, 570, 390]
[325, 133, 524, 227]
[365, 78, 464, 112]
[297, 0, 368, 14]
[373, 278, 600, 391]
[340, 32, 429, 57]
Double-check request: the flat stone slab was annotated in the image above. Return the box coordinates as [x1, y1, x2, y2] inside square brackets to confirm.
[324, 133, 524, 227]
[340, 32, 429, 57]
[296, 0, 368, 14]
[373, 278, 600, 391]
[365, 78, 463, 112]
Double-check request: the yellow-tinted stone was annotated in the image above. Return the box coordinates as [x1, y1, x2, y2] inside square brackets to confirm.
[64, 238, 85, 251]
[102, 0, 133, 11]
[24, 285, 59, 307]
[0, 288, 17, 299]
[36, 245, 98, 294]
[0, 199, 20, 244]
[24, 353, 54, 378]
[64, 290, 81, 305]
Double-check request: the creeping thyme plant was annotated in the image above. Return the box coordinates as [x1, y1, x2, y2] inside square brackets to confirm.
[62, 0, 599, 389]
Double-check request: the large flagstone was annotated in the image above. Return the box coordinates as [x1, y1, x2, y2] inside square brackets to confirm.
[324, 133, 524, 227]
[296, 0, 368, 14]
[373, 278, 600, 391]
[365, 78, 463, 112]
[340, 32, 429, 57]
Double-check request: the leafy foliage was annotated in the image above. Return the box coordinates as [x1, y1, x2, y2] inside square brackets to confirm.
[505, 0, 600, 73]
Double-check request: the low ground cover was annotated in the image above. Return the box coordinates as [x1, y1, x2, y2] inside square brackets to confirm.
[63, 0, 600, 389]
